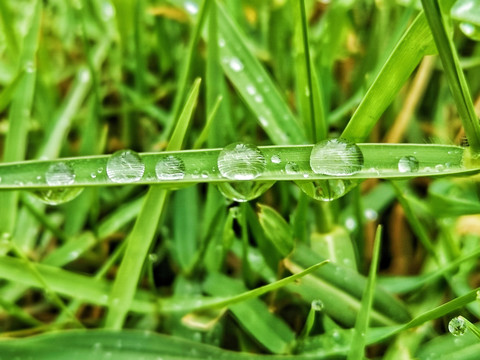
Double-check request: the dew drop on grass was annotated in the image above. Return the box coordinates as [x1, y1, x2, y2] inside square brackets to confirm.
[398, 155, 419, 173]
[460, 22, 480, 41]
[271, 155, 281, 164]
[296, 179, 357, 202]
[34, 188, 85, 205]
[448, 316, 467, 336]
[228, 57, 244, 72]
[184, 1, 199, 15]
[106, 150, 145, 183]
[246, 84, 256, 95]
[155, 155, 185, 180]
[285, 162, 300, 175]
[46, 162, 75, 186]
[311, 299, 324, 311]
[310, 138, 364, 176]
[217, 181, 275, 202]
[217, 142, 266, 180]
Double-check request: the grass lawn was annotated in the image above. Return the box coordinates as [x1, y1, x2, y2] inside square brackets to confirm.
[0, 0, 480, 359]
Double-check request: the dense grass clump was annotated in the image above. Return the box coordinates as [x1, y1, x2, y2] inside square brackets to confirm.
[1, 0, 480, 359]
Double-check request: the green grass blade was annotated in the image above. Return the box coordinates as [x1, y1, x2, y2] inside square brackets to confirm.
[216, 2, 306, 145]
[421, 0, 480, 153]
[341, 12, 436, 142]
[347, 225, 382, 360]
[104, 78, 201, 329]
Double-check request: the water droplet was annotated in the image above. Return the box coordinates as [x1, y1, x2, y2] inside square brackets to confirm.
[228, 57, 244, 72]
[448, 316, 467, 336]
[155, 155, 185, 180]
[106, 150, 145, 183]
[296, 179, 357, 202]
[398, 156, 419, 173]
[311, 299, 324, 311]
[258, 116, 268, 127]
[184, 1, 199, 15]
[460, 22, 480, 41]
[435, 164, 445, 172]
[246, 84, 256, 95]
[310, 139, 364, 176]
[271, 155, 281, 164]
[217, 181, 275, 202]
[46, 162, 75, 186]
[218, 38, 225, 47]
[101, 1, 115, 20]
[91, 172, 97, 179]
[254, 94, 264, 103]
[285, 162, 300, 174]
[364, 208, 378, 221]
[148, 253, 159, 263]
[201, 171, 209, 179]
[217, 143, 266, 180]
[476, 290, 480, 302]
[34, 188, 84, 205]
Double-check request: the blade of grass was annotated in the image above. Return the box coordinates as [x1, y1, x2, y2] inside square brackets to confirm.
[341, 11, 437, 142]
[421, 0, 480, 153]
[0, 0, 41, 240]
[104, 78, 201, 329]
[347, 225, 382, 360]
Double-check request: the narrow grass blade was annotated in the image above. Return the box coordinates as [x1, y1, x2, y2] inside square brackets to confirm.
[0, 71, 23, 113]
[0, 144, 473, 191]
[341, 12, 436, 142]
[0, 329, 328, 360]
[216, 2, 306, 145]
[0, 0, 19, 56]
[0, 0, 42, 237]
[421, 0, 480, 153]
[104, 79, 201, 329]
[347, 225, 382, 360]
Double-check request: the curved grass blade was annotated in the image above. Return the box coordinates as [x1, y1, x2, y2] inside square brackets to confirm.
[0, 144, 474, 190]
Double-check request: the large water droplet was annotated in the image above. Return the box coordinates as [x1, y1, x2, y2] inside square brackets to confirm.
[398, 155, 419, 173]
[217, 181, 275, 202]
[155, 155, 185, 180]
[271, 155, 281, 164]
[460, 22, 480, 41]
[34, 188, 84, 205]
[106, 150, 145, 183]
[217, 143, 266, 180]
[448, 316, 467, 336]
[46, 162, 75, 186]
[310, 139, 364, 176]
[296, 179, 357, 202]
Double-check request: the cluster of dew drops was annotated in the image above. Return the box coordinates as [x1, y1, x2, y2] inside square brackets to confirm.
[34, 138, 428, 205]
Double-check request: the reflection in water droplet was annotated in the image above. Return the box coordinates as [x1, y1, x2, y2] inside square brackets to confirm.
[46, 162, 75, 186]
[229, 57, 244, 72]
[155, 155, 185, 180]
[217, 181, 275, 202]
[310, 139, 364, 176]
[285, 162, 300, 175]
[398, 155, 419, 173]
[460, 22, 480, 41]
[448, 316, 467, 336]
[34, 188, 84, 205]
[217, 143, 266, 180]
[106, 150, 145, 183]
[311, 299, 324, 311]
[296, 179, 357, 202]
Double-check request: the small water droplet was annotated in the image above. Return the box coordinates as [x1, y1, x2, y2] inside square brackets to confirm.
[91, 172, 97, 179]
[460, 22, 480, 41]
[106, 150, 145, 183]
[398, 156, 419, 173]
[46, 162, 75, 186]
[258, 116, 268, 127]
[201, 170, 209, 179]
[217, 143, 266, 180]
[148, 253, 159, 263]
[271, 155, 281, 164]
[435, 164, 445, 172]
[228, 57, 244, 72]
[218, 38, 226, 47]
[246, 84, 256, 95]
[310, 139, 364, 176]
[217, 181, 275, 202]
[297, 179, 357, 202]
[364, 208, 378, 221]
[448, 316, 467, 336]
[184, 1, 199, 15]
[155, 155, 185, 180]
[254, 94, 264, 103]
[311, 299, 324, 311]
[285, 162, 300, 174]
[34, 188, 84, 205]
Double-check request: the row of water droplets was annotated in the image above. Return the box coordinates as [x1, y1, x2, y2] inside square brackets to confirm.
[31, 139, 441, 204]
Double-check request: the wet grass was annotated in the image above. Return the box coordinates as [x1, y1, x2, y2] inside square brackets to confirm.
[1, 0, 480, 359]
